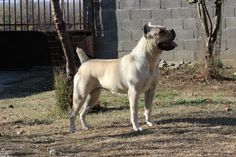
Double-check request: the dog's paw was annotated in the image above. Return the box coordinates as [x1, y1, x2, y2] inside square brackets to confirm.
[82, 125, 91, 130]
[69, 128, 77, 133]
[146, 121, 155, 127]
[133, 126, 143, 132]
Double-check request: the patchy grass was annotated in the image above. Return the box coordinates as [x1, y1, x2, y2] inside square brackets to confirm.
[1, 67, 236, 156]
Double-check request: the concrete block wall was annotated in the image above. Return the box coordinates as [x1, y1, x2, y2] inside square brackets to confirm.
[94, 0, 236, 66]
[221, 0, 236, 66]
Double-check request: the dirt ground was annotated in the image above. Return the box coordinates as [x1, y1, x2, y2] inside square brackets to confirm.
[0, 66, 236, 157]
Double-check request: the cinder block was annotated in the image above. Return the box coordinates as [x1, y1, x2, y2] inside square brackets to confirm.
[226, 38, 236, 50]
[161, 0, 182, 9]
[193, 30, 198, 38]
[184, 18, 197, 29]
[205, 7, 215, 18]
[118, 51, 129, 58]
[117, 30, 132, 41]
[121, 20, 142, 31]
[225, 17, 236, 28]
[222, 17, 227, 28]
[221, 59, 236, 67]
[131, 9, 151, 20]
[174, 50, 195, 62]
[132, 30, 143, 41]
[181, 0, 197, 8]
[116, 10, 131, 21]
[192, 8, 198, 17]
[184, 39, 199, 50]
[173, 40, 184, 51]
[140, 0, 161, 9]
[223, 7, 235, 17]
[152, 9, 172, 19]
[163, 19, 183, 29]
[142, 19, 163, 27]
[220, 50, 236, 59]
[222, 28, 236, 39]
[123, 41, 138, 51]
[171, 8, 194, 18]
[205, 0, 215, 8]
[175, 30, 194, 40]
[160, 52, 175, 61]
[224, 0, 236, 7]
[221, 40, 227, 51]
[120, 0, 140, 9]
[118, 41, 124, 52]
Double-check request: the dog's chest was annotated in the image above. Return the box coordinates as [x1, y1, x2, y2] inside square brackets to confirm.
[136, 61, 158, 92]
[141, 68, 157, 92]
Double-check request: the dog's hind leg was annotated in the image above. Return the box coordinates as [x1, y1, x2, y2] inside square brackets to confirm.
[69, 93, 87, 133]
[79, 88, 101, 130]
[144, 84, 156, 127]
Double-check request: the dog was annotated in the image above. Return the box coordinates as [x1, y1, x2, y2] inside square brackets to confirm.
[69, 22, 177, 132]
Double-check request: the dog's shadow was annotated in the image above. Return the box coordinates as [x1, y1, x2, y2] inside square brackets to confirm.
[108, 129, 154, 138]
[89, 105, 129, 113]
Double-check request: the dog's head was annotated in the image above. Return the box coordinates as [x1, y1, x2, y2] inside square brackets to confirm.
[144, 22, 177, 51]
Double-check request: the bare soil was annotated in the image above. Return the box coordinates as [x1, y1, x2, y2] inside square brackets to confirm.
[0, 67, 236, 157]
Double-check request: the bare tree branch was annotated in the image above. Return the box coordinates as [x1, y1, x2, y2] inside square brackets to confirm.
[197, 0, 210, 37]
[51, 0, 76, 80]
[212, 0, 222, 43]
[202, 0, 213, 36]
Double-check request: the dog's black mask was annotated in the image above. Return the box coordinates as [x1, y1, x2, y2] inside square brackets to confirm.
[158, 29, 177, 51]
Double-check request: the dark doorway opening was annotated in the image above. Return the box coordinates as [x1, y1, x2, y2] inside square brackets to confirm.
[0, 31, 51, 70]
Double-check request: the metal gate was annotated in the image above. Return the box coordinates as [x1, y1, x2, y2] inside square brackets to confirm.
[0, 0, 94, 67]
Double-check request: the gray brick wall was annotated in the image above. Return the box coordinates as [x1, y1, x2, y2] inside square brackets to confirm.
[94, 0, 236, 66]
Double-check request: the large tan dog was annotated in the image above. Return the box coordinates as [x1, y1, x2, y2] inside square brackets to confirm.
[70, 22, 177, 132]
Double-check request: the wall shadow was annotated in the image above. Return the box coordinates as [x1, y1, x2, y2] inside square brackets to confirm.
[0, 31, 54, 99]
[94, 0, 118, 59]
[0, 31, 51, 70]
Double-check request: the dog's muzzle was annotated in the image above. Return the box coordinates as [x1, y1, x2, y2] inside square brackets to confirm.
[158, 29, 177, 51]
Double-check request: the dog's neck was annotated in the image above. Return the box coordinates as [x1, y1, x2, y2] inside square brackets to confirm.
[131, 36, 162, 64]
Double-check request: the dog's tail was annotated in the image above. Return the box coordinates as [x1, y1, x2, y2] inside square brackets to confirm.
[76, 47, 89, 64]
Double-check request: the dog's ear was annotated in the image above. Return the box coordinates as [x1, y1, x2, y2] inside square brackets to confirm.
[143, 24, 151, 35]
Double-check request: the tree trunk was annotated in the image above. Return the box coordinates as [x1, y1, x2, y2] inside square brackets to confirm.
[205, 41, 215, 78]
[196, 0, 222, 79]
[51, 0, 76, 81]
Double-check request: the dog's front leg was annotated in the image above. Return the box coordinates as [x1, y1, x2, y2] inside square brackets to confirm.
[144, 84, 156, 127]
[128, 88, 142, 131]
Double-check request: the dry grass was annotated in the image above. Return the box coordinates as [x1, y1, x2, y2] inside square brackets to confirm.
[0, 67, 236, 157]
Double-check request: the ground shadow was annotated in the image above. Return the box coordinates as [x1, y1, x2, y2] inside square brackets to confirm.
[0, 68, 54, 99]
[156, 117, 236, 126]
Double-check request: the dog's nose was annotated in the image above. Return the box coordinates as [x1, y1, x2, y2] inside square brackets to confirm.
[170, 29, 176, 40]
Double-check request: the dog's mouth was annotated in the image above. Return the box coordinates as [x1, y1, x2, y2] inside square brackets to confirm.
[158, 41, 177, 51]
[158, 29, 177, 51]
